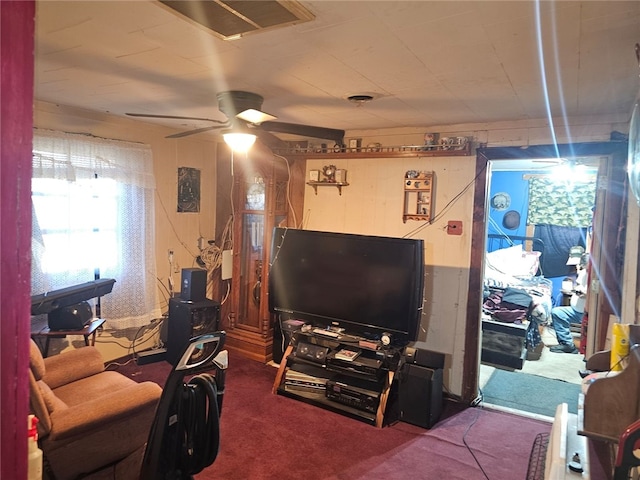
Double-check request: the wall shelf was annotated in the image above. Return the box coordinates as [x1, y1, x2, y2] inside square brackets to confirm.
[403, 172, 434, 223]
[274, 142, 471, 159]
[307, 182, 349, 195]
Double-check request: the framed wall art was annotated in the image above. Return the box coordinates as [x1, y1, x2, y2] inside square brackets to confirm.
[177, 167, 201, 213]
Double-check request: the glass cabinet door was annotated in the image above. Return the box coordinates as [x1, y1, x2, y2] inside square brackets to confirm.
[236, 176, 265, 330]
[238, 212, 264, 329]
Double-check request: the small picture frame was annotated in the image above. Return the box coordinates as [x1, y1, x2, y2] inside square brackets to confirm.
[423, 133, 439, 150]
[335, 169, 347, 184]
[309, 170, 320, 182]
[348, 138, 361, 151]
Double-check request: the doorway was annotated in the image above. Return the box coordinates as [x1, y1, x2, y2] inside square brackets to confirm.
[466, 142, 629, 417]
[480, 157, 599, 418]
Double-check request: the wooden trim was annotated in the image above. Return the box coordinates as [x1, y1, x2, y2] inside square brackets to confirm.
[463, 150, 489, 404]
[1, 2, 35, 479]
[593, 152, 627, 350]
[272, 344, 293, 394]
[375, 370, 395, 428]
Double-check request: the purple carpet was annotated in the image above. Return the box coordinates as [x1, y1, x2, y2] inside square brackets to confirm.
[113, 352, 553, 480]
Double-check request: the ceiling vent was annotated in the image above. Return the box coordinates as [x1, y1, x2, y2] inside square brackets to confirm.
[159, 1, 315, 40]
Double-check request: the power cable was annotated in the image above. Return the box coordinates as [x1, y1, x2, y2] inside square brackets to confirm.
[403, 161, 488, 238]
[462, 408, 491, 480]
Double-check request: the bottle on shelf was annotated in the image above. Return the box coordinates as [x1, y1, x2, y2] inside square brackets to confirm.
[28, 415, 43, 480]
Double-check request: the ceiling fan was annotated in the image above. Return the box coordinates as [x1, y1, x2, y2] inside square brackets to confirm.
[126, 90, 345, 149]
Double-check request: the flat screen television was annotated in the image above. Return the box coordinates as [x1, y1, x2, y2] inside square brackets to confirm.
[268, 228, 424, 346]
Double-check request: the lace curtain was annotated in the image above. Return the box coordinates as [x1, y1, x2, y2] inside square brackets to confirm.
[31, 129, 161, 330]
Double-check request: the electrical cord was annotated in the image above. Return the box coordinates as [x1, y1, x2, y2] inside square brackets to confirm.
[220, 280, 231, 305]
[462, 408, 491, 480]
[199, 243, 223, 271]
[273, 153, 298, 229]
[403, 161, 488, 239]
[98, 318, 164, 366]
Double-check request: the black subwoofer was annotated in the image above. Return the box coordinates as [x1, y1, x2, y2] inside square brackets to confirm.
[166, 297, 220, 365]
[397, 362, 443, 429]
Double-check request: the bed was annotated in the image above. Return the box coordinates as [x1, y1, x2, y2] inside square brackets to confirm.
[481, 235, 554, 369]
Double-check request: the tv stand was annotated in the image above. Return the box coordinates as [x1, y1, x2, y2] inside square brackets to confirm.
[272, 330, 401, 427]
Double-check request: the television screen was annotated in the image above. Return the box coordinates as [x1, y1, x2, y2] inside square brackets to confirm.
[268, 228, 424, 345]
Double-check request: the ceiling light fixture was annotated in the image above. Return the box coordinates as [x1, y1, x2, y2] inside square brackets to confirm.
[223, 132, 256, 152]
[222, 119, 257, 152]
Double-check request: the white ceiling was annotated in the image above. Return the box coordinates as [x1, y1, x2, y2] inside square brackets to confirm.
[35, 1, 640, 140]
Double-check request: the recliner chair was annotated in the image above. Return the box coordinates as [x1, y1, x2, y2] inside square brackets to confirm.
[28, 339, 162, 479]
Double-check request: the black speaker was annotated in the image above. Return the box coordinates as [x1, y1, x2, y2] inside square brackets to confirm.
[294, 342, 329, 363]
[180, 268, 207, 302]
[404, 341, 445, 369]
[397, 363, 443, 429]
[47, 301, 93, 331]
[166, 297, 220, 365]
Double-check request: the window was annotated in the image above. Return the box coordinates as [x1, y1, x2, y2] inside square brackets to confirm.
[32, 177, 118, 274]
[32, 129, 160, 329]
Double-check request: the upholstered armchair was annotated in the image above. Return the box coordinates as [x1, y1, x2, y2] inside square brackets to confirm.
[28, 339, 162, 480]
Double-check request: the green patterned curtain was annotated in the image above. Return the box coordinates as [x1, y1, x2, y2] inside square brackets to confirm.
[528, 178, 595, 227]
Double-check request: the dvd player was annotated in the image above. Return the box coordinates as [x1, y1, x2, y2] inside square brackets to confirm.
[326, 352, 384, 379]
[326, 379, 381, 413]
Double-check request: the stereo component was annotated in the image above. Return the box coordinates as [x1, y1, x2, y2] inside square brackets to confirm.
[326, 380, 381, 413]
[180, 268, 207, 302]
[326, 353, 384, 379]
[397, 363, 443, 428]
[294, 342, 329, 363]
[404, 341, 445, 369]
[166, 298, 220, 365]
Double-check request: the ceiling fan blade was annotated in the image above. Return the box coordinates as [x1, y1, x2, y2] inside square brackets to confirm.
[259, 121, 345, 145]
[126, 113, 227, 124]
[166, 125, 227, 139]
[236, 109, 277, 124]
[254, 130, 287, 150]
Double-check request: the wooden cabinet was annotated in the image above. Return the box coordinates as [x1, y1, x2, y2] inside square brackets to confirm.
[216, 144, 297, 362]
[229, 166, 288, 362]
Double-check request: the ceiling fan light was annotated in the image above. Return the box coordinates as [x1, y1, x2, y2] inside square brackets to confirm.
[237, 108, 276, 124]
[223, 132, 256, 152]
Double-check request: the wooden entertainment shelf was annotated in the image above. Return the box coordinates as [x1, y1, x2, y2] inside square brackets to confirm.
[272, 330, 397, 428]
